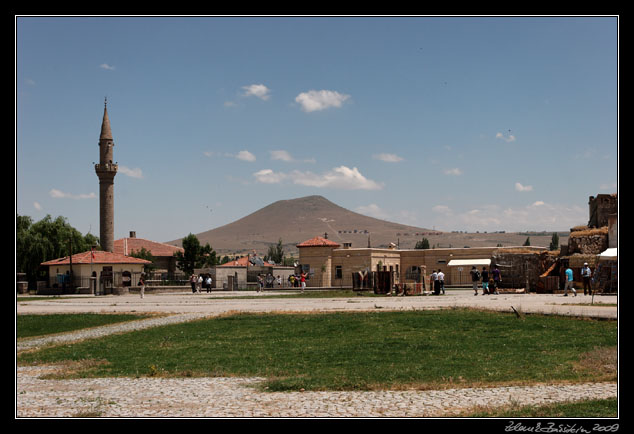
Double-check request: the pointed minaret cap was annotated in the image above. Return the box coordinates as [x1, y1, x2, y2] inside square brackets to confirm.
[100, 97, 113, 141]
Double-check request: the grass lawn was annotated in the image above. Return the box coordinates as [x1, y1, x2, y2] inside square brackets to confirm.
[17, 309, 616, 392]
[17, 313, 154, 339]
[463, 397, 618, 418]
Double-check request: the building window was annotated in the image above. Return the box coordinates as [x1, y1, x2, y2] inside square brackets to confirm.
[335, 265, 342, 279]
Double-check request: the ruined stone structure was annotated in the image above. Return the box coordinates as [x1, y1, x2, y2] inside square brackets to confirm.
[95, 99, 118, 252]
[588, 194, 617, 228]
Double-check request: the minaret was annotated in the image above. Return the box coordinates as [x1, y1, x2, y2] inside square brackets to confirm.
[95, 98, 117, 252]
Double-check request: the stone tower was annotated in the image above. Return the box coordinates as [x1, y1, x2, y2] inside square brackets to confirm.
[95, 99, 118, 252]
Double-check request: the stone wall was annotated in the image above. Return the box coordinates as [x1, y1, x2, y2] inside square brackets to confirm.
[491, 250, 558, 291]
[568, 227, 608, 255]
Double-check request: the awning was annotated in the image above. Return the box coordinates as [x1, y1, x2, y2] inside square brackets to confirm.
[447, 259, 491, 267]
[598, 248, 617, 260]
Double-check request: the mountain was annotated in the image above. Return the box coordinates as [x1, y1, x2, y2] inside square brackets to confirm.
[168, 195, 438, 255]
[167, 195, 568, 255]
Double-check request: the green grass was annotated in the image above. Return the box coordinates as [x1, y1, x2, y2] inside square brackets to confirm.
[17, 313, 154, 339]
[463, 397, 618, 418]
[17, 309, 616, 392]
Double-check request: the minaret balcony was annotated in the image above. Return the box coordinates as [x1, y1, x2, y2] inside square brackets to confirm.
[95, 163, 118, 174]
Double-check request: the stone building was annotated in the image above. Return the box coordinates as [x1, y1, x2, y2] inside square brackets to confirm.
[588, 194, 617, 228]
[41, 250, 151, 294]
[297, 235, 548, 290]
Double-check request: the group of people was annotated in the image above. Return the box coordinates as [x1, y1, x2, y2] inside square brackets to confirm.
[470, 265, 501, 296]
[563, 262, 594, 297]
[189, 274, 213, 293]
[257, 272, 307, 292]
[429, 269, 445, 295]
[286, 272, 307, 292]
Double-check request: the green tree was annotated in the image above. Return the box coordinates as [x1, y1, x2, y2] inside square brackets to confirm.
[174, 234, 217, 275]
[523, 237, 531, 246]
[16, 214, 100, 285]
[414, 238, 430, 249]
[265, 238, 285, 264]
[129, 247, 157, 273]
[549, 232, 560, 251]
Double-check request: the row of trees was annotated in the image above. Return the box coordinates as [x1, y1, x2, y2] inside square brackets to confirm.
[17, 215, 100, 285]
[17, 215, 295, 286]
[175, 236, 296, 275]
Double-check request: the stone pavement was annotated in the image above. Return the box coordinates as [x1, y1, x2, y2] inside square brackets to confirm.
[16, 290, 618, 418]
[17, 364, 616, 418]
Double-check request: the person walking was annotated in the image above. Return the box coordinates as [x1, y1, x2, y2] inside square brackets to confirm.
[300, 271, 307, 293]
[481, 266, 489, 295]
[257, 274, 264, 293]
[492, 265, 501, 295]
[470, 266, 481, 295]
[138, 273, 146, 299]
[564, 266, 577, 296]
[205, 275, 212, 293]
[190, 274, 197, 293]
[581, 263, 592, 295]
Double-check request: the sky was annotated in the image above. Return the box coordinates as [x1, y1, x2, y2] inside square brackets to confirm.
[16, 16, 619, 244]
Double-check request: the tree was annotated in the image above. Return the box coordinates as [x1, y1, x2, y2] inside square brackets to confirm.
[549, 232, 560, 251]
[414, 238, 430, 249]
[174, 233, 217, 275]
[265, 238, 285, 264]
[523, 237, 531, 246]
[129, 247, 157, 273]
[16, 214, 100, 286]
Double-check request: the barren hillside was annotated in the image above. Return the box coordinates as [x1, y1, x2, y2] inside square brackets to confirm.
[167, 195, 567, 255]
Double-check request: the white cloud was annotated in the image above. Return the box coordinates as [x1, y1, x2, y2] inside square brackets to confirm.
[33, 202, 42, 211]
[432, 205, 453, 215]
[269, 150, 315, 163]
[270, 150, 294, 162]
[496, 132, 516, 143]
[355, 203, 390, 219]
[444, 168, 462, 176]
[49, 189, 96, 200]
[515, 182, 533, 192]
[253, 169, 287, 184]
[295, 90, 350, 112]
[99, 63, 116, 71]
[295, 166, 383, 190]
[119, 166, 143, 179]
[253, 165, 383, 190]
[431, 202, 586, 233]
[373, 153, 403, 163]
[235, 150, 256, 162]
[242, 84, 271, 100]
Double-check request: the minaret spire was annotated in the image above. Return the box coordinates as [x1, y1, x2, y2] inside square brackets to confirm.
[95, 100, 118, 252]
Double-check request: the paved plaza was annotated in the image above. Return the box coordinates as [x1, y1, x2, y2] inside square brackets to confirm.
[16, 290, 618, 418]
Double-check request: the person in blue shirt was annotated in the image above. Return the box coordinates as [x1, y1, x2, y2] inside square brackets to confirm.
[564, 267, 577, 296]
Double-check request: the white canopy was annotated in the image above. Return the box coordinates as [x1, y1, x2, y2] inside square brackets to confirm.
[447, 259, 491, 267]
[598, 248, 617, 260]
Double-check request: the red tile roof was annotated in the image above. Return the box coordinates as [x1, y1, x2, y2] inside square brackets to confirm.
[41, 250, 152, 266]
[114, 237, 184, 257]
[296, 236, 341, 248]
[218, 255, 275, 267]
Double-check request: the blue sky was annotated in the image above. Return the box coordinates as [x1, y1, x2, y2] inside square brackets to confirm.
[16, 16, 618, 244]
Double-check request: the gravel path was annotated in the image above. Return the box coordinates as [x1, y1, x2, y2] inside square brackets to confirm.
[17, 364, 616, 418]
[16, 291, 618, 418]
